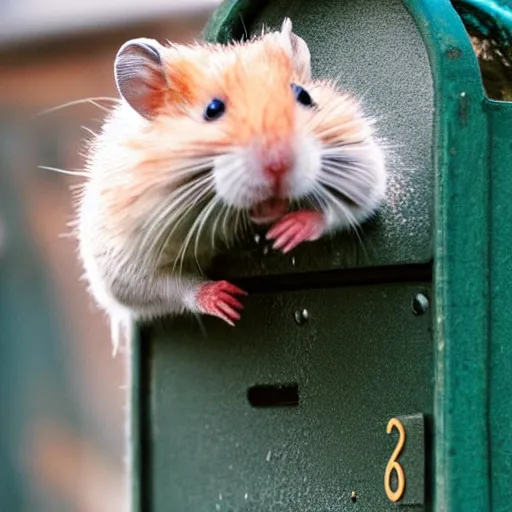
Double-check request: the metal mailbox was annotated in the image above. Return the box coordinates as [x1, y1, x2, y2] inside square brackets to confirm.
[130, 1, 512, 510]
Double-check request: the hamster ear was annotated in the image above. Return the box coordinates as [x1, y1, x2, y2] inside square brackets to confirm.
[114, 38, 168, 120]
[279, 18, 311, 82]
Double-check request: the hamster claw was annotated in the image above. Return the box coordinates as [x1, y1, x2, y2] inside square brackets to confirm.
[196, 280, 247, 326]
[266, 210, 325, 253]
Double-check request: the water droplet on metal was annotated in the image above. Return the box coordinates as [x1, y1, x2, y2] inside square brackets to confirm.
[263, 245, 269, 255]
[244, 493, 249, 500]
[254, 234, 260, 244]
[266, 450, 272, 462]
[412, 293, 429, 315]
[294, 309, 309, 325]
[291, 256, 296, 266]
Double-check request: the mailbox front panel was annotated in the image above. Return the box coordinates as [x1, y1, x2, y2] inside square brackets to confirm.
[145, 283, 433, 511]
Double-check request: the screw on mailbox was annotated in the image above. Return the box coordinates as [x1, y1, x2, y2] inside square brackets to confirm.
[412, 293, 429, 315]
[294, 309, 309, 325]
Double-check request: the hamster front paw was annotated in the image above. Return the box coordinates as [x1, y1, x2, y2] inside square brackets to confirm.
[266, 210, 325, 253]
[195, 280, 247, 326]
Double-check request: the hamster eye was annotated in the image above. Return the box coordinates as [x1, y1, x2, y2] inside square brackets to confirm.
[291, 83, 314, 107]
[204, 98, 225, 121]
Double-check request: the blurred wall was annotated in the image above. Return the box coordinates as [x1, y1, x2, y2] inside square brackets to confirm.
[0, 3, 219, 511]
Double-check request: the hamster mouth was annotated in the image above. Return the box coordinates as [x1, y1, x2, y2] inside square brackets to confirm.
[249, 198, 289, 225]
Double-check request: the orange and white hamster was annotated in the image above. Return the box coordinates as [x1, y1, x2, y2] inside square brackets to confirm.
[76, 18, 386, 352]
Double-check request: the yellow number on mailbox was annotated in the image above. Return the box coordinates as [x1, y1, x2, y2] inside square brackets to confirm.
[384, 417, 406, 502]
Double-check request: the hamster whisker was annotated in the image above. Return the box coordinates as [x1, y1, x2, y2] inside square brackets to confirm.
[167, 161, 213, 175]
[156, 159, 214, 197]
[305, 119, 364, 140]
[340, 205, 371, 262]
[81, 126, 98, 137]
[309, 189, 329, 211]
[321, 157, 376, 181]
[175, 195, 218, 276]
[321, 164, 374, 191]
[147, 179, 215, 267]
[330, 186, 369, 237]
[322, 143, 378, 153]
[316, 185, 370, 261]
[210, 202, 227, 249]
[320, 171, 373, 198]
[193, 197, 223, 269]
[212, 158, 245, 180]
[235, 207, 250, 244]
[321, 157, 369, 174]
[166, 169, 213, 186]
[318, 138, 372, 150]
[241, 210, 251, 236]
[234, 207, 242, 240]
[221, 204, 234, 245]
[154, 158, 215, 181]
[144, 177, 211, 241]
[321, 152, 366, 166]
[36, 97, 120, 117]
[38, 165, 91, 178]
[328, 138, 397, 154]
[168, 148, 231, 160]
[318, 176, 367, 207]
[138, 177, 213, 265]
[320, 154, 376, 204]
[214, 160, 249, 200]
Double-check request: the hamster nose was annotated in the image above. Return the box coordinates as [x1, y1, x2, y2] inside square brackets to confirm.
[263, 144, 294, 179]
[266, 159, 290, 177]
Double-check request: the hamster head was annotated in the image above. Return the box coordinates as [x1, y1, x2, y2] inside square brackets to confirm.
[112, 18, 385, 240]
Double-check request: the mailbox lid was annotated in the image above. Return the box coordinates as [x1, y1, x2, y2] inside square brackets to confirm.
[143, 283, 433, 511]
[205, 0, 435, 278]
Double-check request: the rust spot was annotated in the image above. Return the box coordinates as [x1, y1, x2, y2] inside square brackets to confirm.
[446, 47, 462, 59]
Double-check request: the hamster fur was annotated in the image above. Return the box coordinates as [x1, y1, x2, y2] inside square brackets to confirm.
[76, 18, 387, 355]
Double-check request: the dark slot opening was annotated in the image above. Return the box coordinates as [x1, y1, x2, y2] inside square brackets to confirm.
[247, 383, 299, 408]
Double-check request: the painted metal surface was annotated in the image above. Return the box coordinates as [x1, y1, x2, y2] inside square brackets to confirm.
[148, 284, 433, 511]
[487, 100, 512, 511]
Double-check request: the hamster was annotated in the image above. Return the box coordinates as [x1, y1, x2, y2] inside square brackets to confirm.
[76, 18, 386, 353]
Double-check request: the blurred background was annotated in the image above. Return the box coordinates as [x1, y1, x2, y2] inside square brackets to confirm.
[0, 1, 505, 511]
[0, 1, 220, 511]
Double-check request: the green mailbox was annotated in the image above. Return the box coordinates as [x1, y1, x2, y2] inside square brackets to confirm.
[130, 1, 512, 510]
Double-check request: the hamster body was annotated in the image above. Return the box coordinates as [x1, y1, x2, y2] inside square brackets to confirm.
[76, 19, 386, 352]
